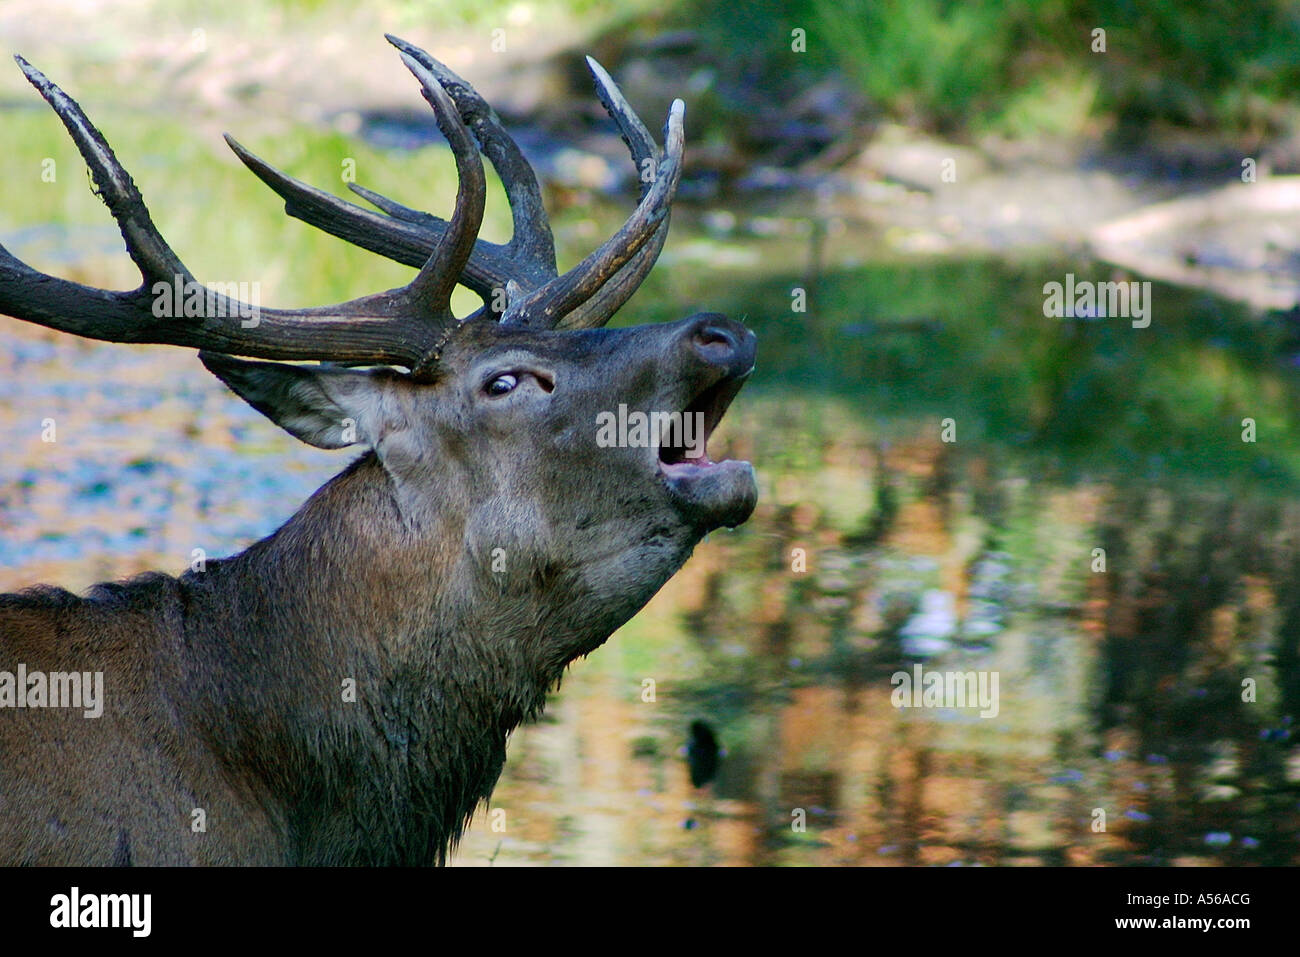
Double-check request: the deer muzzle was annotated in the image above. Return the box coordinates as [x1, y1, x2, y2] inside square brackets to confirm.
[657, 314, 758, 529]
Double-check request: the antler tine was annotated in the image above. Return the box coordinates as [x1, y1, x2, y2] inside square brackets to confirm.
[586, 56, 658, 183]
[9, 56, 191, 287]
[384, 34, 557, 273]
[501, 95, 684, 330]
[222, 134, 524, 299]
[553, 57, 672, 331]
[395, 52, 486, 318]
[346, 182, 437, 224]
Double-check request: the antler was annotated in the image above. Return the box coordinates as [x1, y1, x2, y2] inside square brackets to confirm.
[0, 53, 483, 372]
[0, 37, 684, 376]
[224, 35, 683, 332]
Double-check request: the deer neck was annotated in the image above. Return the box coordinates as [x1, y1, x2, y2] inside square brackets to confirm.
[184, 452, 583, 863]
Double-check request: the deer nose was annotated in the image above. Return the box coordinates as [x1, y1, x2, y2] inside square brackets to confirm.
[685, 313, 755, 376]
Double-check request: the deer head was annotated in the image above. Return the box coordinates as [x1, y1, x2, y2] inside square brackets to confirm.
[0, 37, 755, 864]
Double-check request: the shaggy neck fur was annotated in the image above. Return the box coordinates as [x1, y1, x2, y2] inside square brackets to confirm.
[178, 454, 601, 865]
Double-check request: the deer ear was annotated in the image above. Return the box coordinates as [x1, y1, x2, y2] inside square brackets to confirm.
[200, 352, 397, 450]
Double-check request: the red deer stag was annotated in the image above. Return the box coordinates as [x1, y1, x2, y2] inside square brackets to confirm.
[0, 35, 756, 865]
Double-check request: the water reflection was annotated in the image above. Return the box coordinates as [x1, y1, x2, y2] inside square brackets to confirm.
[450, 413, 1298, 865]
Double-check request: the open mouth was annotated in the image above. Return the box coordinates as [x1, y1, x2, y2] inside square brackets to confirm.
[655, 369, 757, 528]
[657, 372, 748, 472]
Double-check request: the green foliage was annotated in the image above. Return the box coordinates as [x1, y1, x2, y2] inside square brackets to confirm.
[810, 0, 1027, 132]
[1079, 0, 1300, 136]
[668, 0, 1300, 137]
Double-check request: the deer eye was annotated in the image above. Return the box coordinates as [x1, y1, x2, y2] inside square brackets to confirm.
[485, 373, 518, 397]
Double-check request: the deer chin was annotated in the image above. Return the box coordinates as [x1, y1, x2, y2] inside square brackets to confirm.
[660, 457, 757, 529]
[656, 372, 757, 529]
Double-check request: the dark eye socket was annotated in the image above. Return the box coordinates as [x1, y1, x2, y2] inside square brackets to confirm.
[485, 373, 518, 397]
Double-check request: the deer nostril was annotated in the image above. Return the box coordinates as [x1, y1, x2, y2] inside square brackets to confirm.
[692, 322, 738, 352]
[683, 312, 752, 373]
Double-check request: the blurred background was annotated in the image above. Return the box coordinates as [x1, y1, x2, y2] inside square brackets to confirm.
[2, 0, 1299, 864]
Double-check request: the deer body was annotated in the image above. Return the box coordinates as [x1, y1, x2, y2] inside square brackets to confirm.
[3, 447, 701, 865]
[0, 41, 757, 864]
